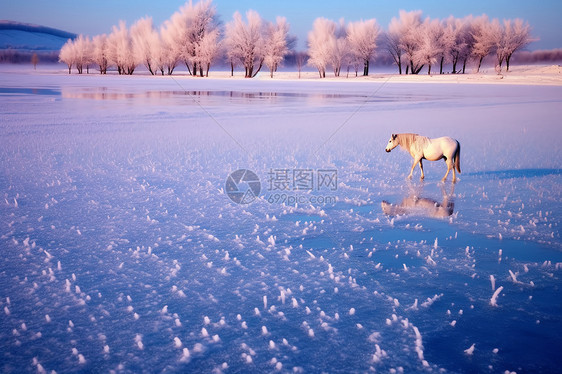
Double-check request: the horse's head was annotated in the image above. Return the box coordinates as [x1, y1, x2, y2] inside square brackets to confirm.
[385, 134, 398, 153]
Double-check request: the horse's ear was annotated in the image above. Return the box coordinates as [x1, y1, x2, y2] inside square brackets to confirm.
[392, 134, 397, 140]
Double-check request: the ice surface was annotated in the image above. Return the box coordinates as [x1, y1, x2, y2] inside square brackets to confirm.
[0, 66, 561, 373]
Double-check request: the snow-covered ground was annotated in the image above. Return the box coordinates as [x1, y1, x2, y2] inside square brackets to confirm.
[1, 65, 561, 373]
[268, 64, 562, 86]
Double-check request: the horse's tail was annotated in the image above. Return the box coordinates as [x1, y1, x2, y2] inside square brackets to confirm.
[454, 140, 461, 174]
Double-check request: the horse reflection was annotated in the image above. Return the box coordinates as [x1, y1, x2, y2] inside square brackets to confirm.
[381, 183, 455, 218]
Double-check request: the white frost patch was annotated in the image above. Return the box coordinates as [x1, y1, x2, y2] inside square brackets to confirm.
[135, 334, 144, 350]
[464, 343, 475, 355]
[508, 270, 521, 284]
[426, 256, 437, 266]
[412, 325, 428, 366]
[490, 286, 504, 307]
[372, 344, 387, 363]
[292, 297, 299, 308]
[180, 348, 191, 362]
[408, 299, 419, 311]
[368, 332, 381, 343]
[421, 294, 443, 308]
[242, 353, 253, 364]
[174, 337, 182, 348]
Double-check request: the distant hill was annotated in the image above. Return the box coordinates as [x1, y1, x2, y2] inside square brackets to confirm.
[0, 20, 76, 63]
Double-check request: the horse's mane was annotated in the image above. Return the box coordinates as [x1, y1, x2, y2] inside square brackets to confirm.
[397, 133, 429, 154]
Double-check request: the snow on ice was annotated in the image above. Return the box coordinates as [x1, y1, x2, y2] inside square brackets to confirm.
[0, 66, 561, 373]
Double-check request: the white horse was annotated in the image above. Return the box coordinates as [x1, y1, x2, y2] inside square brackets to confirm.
[385, 133, 461, 182]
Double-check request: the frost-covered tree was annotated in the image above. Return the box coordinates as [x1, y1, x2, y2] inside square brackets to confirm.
[308, 18, 349, 78]
[150, 42, 166, 75]
[458, 16, 475, 74]
[397, 10, 424, 74]
[73, 35, 92, 74]
[167, 0, 219, 77]
[224, 10, 265, 78]
[385, 16, 405, 74]
[107, 21, 135, 75]
[307, 18, 348, 77]
[195, 28, 221, 77]
[328, 20, 348, 77]
[59, 39, 75, 74]
[223, 35, 238, 77]
[31, 53, 39, 70]
[437, 17, 457, 74]
[444, 17, 461, 74]
[159, 21, 180, 75]
[222, 21, 238, 76]
[471, 15, 496, 73]
[491, 19, 508, 71]
[387, 12, 478, 75]
[130, 17, 160, 75]
[347, 19, 380, 76]
[263, 17, 293, 78]
[502, 18, 532, 71]
[59, 35, 91, 74]
[330, 36, 348, 77]
[446, 16, 472, 74]
[91, 34, 108, 74]
[413, 18, 444, 75]
[347, 53, 363, 77]
[294, 51, 307, 79]
[307, 17, 334, 78]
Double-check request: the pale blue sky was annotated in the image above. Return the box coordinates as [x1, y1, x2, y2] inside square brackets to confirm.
[2, 0, 560, 50]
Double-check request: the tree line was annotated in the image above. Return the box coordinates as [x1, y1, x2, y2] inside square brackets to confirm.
[59, 0, 532, 77]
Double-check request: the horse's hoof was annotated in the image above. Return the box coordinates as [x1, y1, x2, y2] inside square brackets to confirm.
[420, 176, 424, 181]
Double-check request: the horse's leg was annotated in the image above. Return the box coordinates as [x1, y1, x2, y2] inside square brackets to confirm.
[408, 157, 420, 179]
[442, 159, 453, 182]
[452, 163, 457, 183]
[419, 159, 425, 180]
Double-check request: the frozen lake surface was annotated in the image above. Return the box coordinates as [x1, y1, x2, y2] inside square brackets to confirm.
[1, 69, 561, 373]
